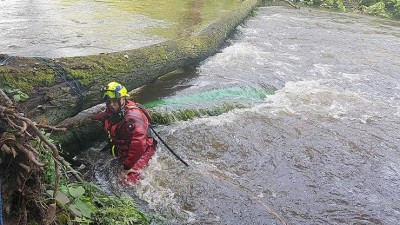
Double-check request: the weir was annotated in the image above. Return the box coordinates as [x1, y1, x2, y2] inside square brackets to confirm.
[146, 86, 276, 124]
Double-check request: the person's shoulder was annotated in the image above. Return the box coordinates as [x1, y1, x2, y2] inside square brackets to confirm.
[125, 100, 139, 109]
[124, 101, 142, 117]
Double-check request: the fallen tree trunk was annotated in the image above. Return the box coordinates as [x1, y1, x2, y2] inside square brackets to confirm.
[1, 0, 260, 152]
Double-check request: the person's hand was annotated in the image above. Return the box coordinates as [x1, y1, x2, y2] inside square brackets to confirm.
[119, 168, 139, 185]
[91, 111, 107, 121]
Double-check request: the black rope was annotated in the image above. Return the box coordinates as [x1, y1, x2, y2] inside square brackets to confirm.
[0, 56, 13, 66]
[137, 105, 189, 167]
[149, 124, 189, 167]
[35, 57, 84, 98]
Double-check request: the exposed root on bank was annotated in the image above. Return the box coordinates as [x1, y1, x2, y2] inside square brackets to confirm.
[0, 88, 82, 224]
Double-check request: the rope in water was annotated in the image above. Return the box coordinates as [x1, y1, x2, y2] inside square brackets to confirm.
[0, 56, 13, 66]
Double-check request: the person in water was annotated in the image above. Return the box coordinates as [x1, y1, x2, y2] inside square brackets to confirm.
[92, 81, 156, 184]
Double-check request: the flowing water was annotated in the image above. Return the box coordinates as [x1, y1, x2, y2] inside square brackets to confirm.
[0, 0, 242, 58]
[79, 6, 400, 225]
[17, 4, 394, 224]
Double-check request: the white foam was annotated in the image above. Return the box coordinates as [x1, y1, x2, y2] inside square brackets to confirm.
[134, 150, 195, 221]
[309, 63, 333, 78]
[201, 42, 261, 68]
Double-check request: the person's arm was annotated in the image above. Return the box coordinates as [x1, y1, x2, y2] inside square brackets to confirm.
[91, 110, 108, 121]
[122, 114, 148, 170]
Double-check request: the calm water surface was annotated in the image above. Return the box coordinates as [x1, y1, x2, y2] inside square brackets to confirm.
[0, 0, 242, 57]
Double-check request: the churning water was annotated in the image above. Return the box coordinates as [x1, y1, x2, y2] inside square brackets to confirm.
[83, 6, 400, 225]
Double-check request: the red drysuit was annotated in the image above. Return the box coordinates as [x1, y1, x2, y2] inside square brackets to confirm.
[93, 100, 156, 184]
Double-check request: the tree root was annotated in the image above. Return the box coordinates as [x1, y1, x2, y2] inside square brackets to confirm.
[0, 88, 83, 224]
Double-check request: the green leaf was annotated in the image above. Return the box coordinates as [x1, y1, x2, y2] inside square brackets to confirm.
[69, 205, 82, 217]
[69, 186, 85, 198]
[80, 197, 96, 211]
[13, 94, 20, 102]
[46, 190, 70, 205]
[19, 91, 29, 100]
[58, 213, 70, 224]
[59, 185, 69, 195]
[75, 199, 93, 218]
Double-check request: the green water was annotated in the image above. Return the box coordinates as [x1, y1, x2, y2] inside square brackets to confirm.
[144, 86, 275, 109]
[142, 86, 274, 124]
[71, 0, 244, 39]
[2, 0, 244, 57]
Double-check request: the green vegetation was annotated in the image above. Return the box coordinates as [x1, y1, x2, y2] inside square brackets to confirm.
[2, 87, 29, 102]
[295, 0, 400, 18]
[0, 64, 55, 93]
[361, 0, 400, 18]
[45, 183, 148, 225]
[3, 128, 148, 224]
[0, 128, 148, 225]
[40, 135, 149, 225]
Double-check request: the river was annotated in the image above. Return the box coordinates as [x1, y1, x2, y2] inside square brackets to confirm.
[77, 5, 400, 225]
[0, 0, 242, 58]
[3, 1, 398, 224]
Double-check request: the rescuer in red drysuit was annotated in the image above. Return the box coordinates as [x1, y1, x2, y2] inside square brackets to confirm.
[92, 81, 156, 185]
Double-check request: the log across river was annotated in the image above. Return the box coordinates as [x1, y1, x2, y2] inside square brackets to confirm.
[0, 0, 257, 126]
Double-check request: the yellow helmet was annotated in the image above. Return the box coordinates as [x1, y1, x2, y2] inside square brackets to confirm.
[101, 81, 130, 101]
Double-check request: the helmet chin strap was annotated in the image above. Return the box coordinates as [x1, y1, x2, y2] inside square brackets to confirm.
[118, 97, 128, 109]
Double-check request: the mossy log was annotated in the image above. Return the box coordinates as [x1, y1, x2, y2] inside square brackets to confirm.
[0, 0, 259, 152]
